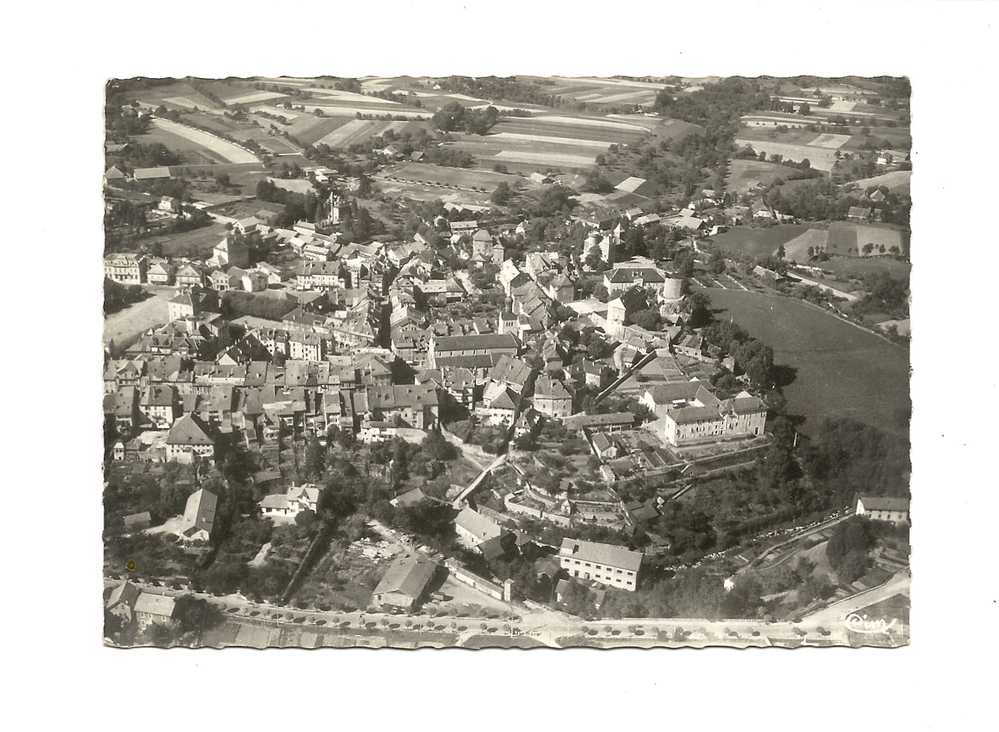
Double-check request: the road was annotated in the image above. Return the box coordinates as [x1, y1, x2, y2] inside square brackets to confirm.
[106, 571, 907, 648]
[801, 572, 910, 627]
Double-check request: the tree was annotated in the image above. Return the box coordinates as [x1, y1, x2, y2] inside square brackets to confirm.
[673, 249, 695, 278]
[491, 182, 513, 206]
[304, 437, 326, 480]
[629, 308, 661, 331]
[707, 249, 726, 275]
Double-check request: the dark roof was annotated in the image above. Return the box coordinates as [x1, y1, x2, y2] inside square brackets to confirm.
[373, 553, 438, 599]
[434, 333, 518, 352]
[859, 496, 910, 512]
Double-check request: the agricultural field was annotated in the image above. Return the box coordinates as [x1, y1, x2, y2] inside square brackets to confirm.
[826, 222, 906, 257]
[382, 161, 525, 190]
[313, 119, 428, 148]
[846, 170, 912, 194]
[726, 159, 816, 195]
[817, 255, 911, 282]
[149, 118, 260, 164]
[698, 288, 910, 438]
[734, 138, 841, 172]
[708, 224, 810, 258]
[522, 75, 666, 106]
[128, 81, 223, 112]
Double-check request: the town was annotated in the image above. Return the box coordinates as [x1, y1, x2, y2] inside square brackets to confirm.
[102, 75, 911, 649]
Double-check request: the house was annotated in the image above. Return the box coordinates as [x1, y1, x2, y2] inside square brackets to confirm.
[175, 263, 204, 289]
[370, 553, 438, 611]
[132, 166, 172, 181]
[104, 165, 127, 185]
[752, 265, 782, 286]
[146, 259, 175, 285]
[123, 511, 152, 532]
[167, 287, 218, 322]
[212, 235, 250, 268]
[847, 206, 872, 222]
[363, 384, 440, 429]
[476, 382, 520, 426]
[241, 270, 269, 293]
[104, 253, 147, 285]
[259, 484, 324, 519]
[488, 354, 537, 394]
[165, 414, 216, 463]
[604, 266, 669, 297]
[179, 487, 218, 542]
[558, 538, 643, 592]
[455, 506, 504, 549]
[105, 580, 141, 624]
[139, 385, 177, 429]
[532, 375, 572, 420]
[132, 592, 177, 630]
[856, 495, 910, 525]
[104, 386, 139, 434]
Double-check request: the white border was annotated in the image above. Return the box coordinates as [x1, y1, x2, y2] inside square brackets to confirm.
[5, 1, 998, 729]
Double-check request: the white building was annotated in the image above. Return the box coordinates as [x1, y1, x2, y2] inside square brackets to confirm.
[558, 538, 643, 592]
[259, 484, 323, 519]
[455, 506, 503, 550]
[855, 496, 910, 525]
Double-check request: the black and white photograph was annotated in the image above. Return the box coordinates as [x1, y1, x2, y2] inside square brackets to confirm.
[101, 73, 912, 649]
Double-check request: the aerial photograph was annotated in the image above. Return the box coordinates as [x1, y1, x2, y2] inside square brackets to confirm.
[102, 74, 911, 649]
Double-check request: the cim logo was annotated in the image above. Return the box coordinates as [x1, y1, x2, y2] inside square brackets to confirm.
[845, 613, 900, 634]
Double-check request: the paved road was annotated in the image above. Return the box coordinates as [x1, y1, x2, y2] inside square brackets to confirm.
[802, 572, 910, 627]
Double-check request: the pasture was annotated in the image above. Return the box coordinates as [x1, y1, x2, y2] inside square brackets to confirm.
[708, 224, 810, 258]
[493, 149, 597, 168]
[698, 288, 910, 438]
[386, 162, 522, 189]
[815, 255, 911, 283]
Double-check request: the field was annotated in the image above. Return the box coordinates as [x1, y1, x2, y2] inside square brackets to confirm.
[698, 288, 910, 438]
[522, 75, 665, 106]
[139, 221, 228, 258]
[708, 224, 810, 258]
[847, 170, 912, 194]
[383, 162, 524, 190]
[826, 222, 906, 257]
[782, 228, 831, 261]
[150, 118, 259, 164]
[734, 138, 840, 172]
[726, 159, 815, 194]
[815, 255, 911, 283]
[130, 81, 222, 112]
[451, 114, 654, 174]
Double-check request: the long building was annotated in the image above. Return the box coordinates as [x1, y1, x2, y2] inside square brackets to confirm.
[427, 333, 518, 368]
[558, 538, 643, 592]
[641, 381, 766, 447]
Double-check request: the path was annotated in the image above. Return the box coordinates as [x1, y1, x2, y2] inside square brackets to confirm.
[452, 454, 506, 508]
[802, 572, 910, 626]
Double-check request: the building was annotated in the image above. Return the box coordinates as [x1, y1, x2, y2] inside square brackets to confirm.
[370, 553, 438, 611]
[532, 375, 572, 419]
[455, 506, 504, 550]
[213, 235, 250, 268]
[175, 263, 204, 289]
[165, 414, 216, 463]
[362, 384, 440, 429]
[132, 592, 177, 630]
[104, 253, 147, 285]
[642, 382, 767, 447]
[856, 495, 910, 525]
[259, 484, 323, 519]
[428, 333, 519, 368]
[139, 385, 176, 429]
[179, 487, 218, 542]
[146, 259, 175, 285]
[558, 538, 643, 592]
[604, 266, 667, 297]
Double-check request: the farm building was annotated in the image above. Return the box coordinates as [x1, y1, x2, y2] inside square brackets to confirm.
[132, 166, 173, 181]
[856, 495, 910, 525]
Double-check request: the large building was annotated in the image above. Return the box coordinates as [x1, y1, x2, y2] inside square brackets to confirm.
[558, 538, 643, 592]
[641, 381, 767, 447]
[856, 495, 910, 525]
[427, 333, 519, 368]
[104, 253, 147, 285]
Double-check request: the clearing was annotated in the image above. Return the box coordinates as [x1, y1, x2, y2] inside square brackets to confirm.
[103, 287, 172, 348]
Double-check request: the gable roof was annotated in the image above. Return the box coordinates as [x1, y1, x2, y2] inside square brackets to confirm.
[166, 414, 214, 446]
[559, 538, 642, 572]
[373, 553, 438, 599]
